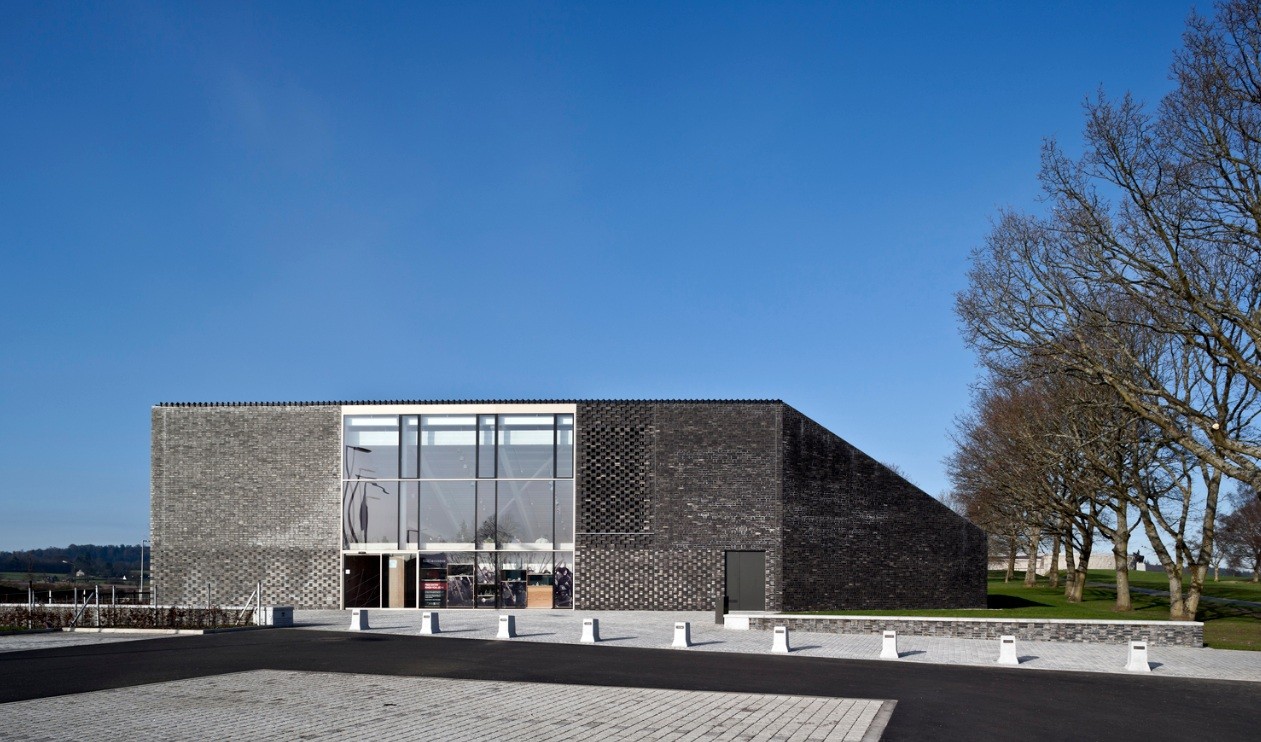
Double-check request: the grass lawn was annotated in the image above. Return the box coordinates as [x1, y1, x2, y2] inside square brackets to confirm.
[797, 572, 1261, 651]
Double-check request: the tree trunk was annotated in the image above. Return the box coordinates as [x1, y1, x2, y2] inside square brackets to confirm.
[1005, 533, 1017, 583]
[1111, 504, 1132, 611]
[1166, 570, 1190, 620]
[1067, 522, 1092, 603]
[1063, 527, 1078, 599]
[1048, 531, 1061, 589]
[1024, 527, 1041, 587]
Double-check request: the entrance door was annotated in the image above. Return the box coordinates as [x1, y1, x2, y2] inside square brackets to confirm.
[724, 551, 765, 612]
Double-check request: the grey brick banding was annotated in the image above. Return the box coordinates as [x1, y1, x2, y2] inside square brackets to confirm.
[747, 615, 1204, 647]
[151, 405, 341, 609]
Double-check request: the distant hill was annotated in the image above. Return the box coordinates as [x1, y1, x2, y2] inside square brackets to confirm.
[0, 544, 142, 581]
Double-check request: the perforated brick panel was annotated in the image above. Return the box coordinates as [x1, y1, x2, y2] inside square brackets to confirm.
[151, 405, 341, 608]
[574, 402, 783, 611]
[575, 402, 656, 535]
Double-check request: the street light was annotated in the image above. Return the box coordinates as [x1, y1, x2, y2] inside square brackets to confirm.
[61, 559, 77, 582]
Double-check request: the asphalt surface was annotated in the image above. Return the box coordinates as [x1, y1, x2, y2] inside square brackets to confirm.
[0, 630, 1257, 741]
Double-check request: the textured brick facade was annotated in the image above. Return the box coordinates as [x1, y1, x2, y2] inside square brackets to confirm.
[151, 399, 986, 612]
[151, 405, 341, 609]
[780, 407, 987, 611]
[575, 402, 782, 611]
[746, 616, 1203, 647]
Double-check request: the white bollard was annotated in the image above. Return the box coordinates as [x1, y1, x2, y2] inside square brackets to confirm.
[497, 615, 517, 639]
[581, 618, 600, 643]
[420, 611, 440, 635]
[771, 625, 791, 654]
[349, 609, 370, 631]
[880, 630, 899, 659]
[672, 621, 692, 648]
[997, 635, 1018, 665]
[1126, 640, 1151, 672]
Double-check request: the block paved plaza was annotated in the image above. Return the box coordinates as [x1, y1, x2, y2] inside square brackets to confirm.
[0, 669, 893, 742]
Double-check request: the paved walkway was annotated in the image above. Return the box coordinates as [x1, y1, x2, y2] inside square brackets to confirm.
[0, 631, 189, 654]
[296, 608, 1261, 683]
[0, 669, 893, 741]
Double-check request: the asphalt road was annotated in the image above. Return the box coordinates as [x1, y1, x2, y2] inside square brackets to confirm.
[1, 630, 1256, 740]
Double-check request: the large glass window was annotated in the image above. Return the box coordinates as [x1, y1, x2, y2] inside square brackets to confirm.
[556, 415, 574, 477]
[476, 480, 497, 549]
[419, 481, 476, 550]
[343, 480, 399, 548]
[555, 480, 574, 550]
[401, 416, 420, 478]
[498, 415, 555, 478]
[342, 409, 575, 609]
[497, 480, 555, 550]
[344, 416, 400, 479]
[477, 415, 496, 478]
[420, 415, 476, 479]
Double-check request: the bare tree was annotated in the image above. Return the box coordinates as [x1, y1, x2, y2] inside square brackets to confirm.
[957, 0, 1261, 499]
[1220, 483, 1261, 581]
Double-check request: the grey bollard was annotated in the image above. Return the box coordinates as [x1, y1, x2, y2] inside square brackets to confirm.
[497, 614, 517, 639]
[771, 625, 791, 654]
[880, 630, 898, 659]
[349, 608, 370, 631]
[420, 611, 440, 635]
[581, 617, 600, 643]
[1126, 640, 1151, 672]
[997, 635, 1018, 665]
[672, 621, 692, 648]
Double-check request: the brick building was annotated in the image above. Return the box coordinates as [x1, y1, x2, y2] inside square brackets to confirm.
[151, 400, 987, 611]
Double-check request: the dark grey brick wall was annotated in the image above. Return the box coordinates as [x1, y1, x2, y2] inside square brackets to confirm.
[151, 405, 341, 609]
[780, 406, 987, 611]
[747, 616, 1202, 647]
[575, 402, 782, 611]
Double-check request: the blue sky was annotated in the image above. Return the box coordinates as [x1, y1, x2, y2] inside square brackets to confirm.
[0, 1, 1204, 550]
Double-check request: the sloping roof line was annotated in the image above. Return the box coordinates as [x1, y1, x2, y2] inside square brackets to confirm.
[155, 399, 784, 407]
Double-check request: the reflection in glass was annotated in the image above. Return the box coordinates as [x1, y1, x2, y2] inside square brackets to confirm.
[421, 415, 476, 478]
[497, 480, 554, 549]
[499, 553, 527, 608]
[554, 552, 574, 608]
[343, 554, 381, 608]
[476, 480, 497, 549]
[556, 415, 574, 478]
[403, 482, 419, 548]
[476, 553, 498, 607]
[343, 480, 399, 548]
[401, 416, 419, 478]
[446, 552, 475, 608]
[498, 414, 555, 478]
[419, 481, 475, 549]
[555, 480, 574, 549]
[477, 415, 496, 478]
[343, 416, 400, 479]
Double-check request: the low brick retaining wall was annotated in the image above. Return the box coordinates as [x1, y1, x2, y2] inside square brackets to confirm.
[747, 615, 1203, 647]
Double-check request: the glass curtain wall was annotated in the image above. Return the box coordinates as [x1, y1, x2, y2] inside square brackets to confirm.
[342, 412, 575, 609]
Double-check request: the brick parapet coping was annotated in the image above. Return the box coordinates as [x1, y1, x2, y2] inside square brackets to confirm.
[748, 615, 1203, 647]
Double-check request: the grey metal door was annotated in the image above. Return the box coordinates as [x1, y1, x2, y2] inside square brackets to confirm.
[724, 551, 765, 612]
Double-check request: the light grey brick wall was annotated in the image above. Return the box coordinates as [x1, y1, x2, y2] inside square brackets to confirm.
[151, 405, 341, 609]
